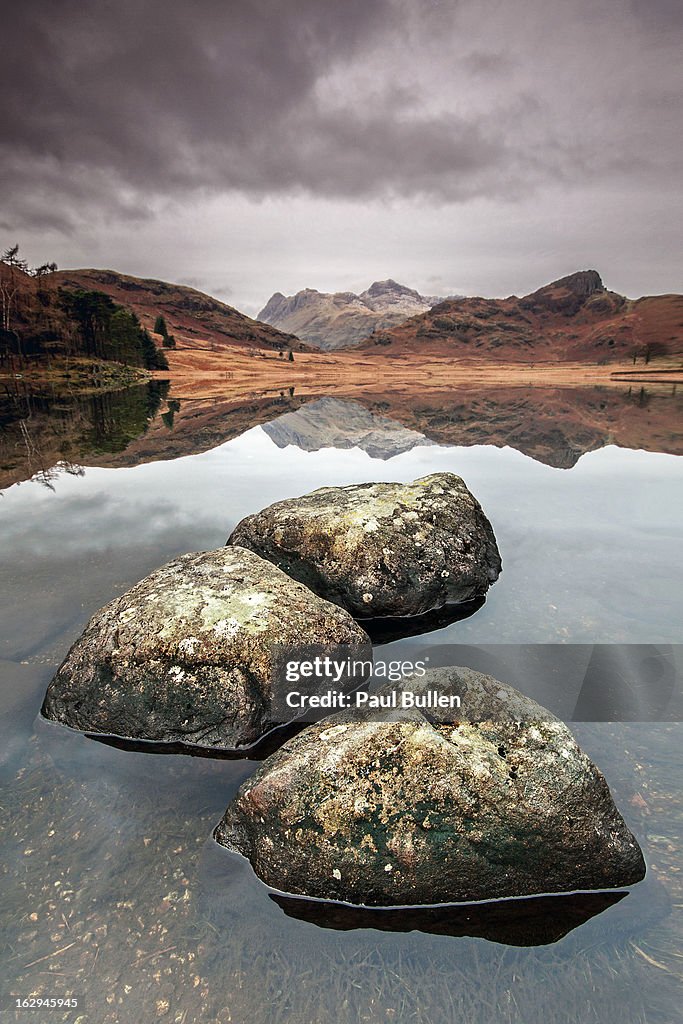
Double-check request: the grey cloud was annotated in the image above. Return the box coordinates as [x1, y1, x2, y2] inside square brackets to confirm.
[1, 0, 397, 223]
[460, 51, 516, 76]
[1, 0, 681, 235]
[629, 0, 683, 27]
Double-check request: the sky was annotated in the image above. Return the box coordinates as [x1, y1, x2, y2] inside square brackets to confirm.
[1, 0, 681, 317]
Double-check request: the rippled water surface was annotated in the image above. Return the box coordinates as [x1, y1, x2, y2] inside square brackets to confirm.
[1, 382, 682, 1022]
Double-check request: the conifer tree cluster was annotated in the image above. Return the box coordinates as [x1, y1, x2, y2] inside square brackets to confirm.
[154, 313, 176, 349]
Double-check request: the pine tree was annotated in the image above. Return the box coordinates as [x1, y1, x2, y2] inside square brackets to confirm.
[154, 314, 169, 337]
[141, 328, 169, 369]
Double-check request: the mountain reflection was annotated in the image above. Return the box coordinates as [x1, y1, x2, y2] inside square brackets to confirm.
[1, 379, 680, 490]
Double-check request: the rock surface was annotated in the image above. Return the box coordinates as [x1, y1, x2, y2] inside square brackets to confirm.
[216, 667, 646, 906]
[41, 546, 370, 750]
[228, 473, 501, 618]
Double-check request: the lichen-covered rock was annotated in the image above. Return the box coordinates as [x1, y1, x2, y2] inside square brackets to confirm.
[41, 546, 370, 750]
[227, 473, 501, 618]
[215, 667, 646, 905]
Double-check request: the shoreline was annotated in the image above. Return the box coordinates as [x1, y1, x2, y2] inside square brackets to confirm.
[0, 358, 151, 395]
[153, 351, 682, 400]
[3, 352, 680, 401]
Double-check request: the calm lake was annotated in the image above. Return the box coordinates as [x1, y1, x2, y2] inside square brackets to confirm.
[1, 380, 682, 1022]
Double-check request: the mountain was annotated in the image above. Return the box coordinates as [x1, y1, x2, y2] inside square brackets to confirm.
[258, 279, 450, 350]
[50, 268, 304, 353]
[358, 271, 683, 364]
[261, 396, 434, 459]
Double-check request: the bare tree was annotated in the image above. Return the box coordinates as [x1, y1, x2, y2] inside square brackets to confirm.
[0, 244, 30, 341]
[0, 256, 19, 334]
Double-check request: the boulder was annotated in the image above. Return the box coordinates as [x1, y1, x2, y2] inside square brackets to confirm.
[41, 546, 370, 750]
[215, 667, 645, 905]
[227, 473, 501, 618]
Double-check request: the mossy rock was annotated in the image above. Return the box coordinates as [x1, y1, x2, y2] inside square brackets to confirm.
[216, 667, 645, 905]
[42, 546, 370, 751]
[228, 473, 501, 618]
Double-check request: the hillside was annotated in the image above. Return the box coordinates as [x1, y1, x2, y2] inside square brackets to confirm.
[358, 271, 683, 365]
[5, 262, 681, 378]
[51, 268, 305, 353]
[258, 279, 449, 350]
[0, 260, 167, 372]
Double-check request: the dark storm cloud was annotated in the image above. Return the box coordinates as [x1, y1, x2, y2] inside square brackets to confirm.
[629, 0, 683, 27]
[0, 0, 531, 225]
[1, 0, 681, 231]
[1, 0, 395, 222]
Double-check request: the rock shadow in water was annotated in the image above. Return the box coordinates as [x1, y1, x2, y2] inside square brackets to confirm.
[360, 596, 486, 644]
[82, 719, 308, 760]
[269, 890, 629, 947]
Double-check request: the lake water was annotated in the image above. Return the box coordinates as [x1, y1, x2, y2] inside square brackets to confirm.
[1, 381, 682, 1022]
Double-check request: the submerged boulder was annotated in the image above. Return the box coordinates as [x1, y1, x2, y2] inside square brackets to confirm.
[227, 473, 501, 618]
[215, 667, 646, 905]
[41, 546, 370, 750]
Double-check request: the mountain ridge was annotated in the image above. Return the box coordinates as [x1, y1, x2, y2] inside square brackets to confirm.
[50, 268, 306, 353]
[258, 278, 452, 350]
[5, 260, 680, 371]
[357, 270, 683, 364]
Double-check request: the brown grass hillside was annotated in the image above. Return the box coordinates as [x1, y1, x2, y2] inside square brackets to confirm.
[358, 271, 683, 366]
[49, 269, 307, 353]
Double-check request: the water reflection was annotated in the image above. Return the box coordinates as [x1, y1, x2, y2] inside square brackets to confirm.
[261, 386, 683, 468]
[1, 426, 681, 656]
[1, 380, 681, 492]
[0, 379, 170, 489]
[360, 596, 487, 643]
[261, 395, 434, 459]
